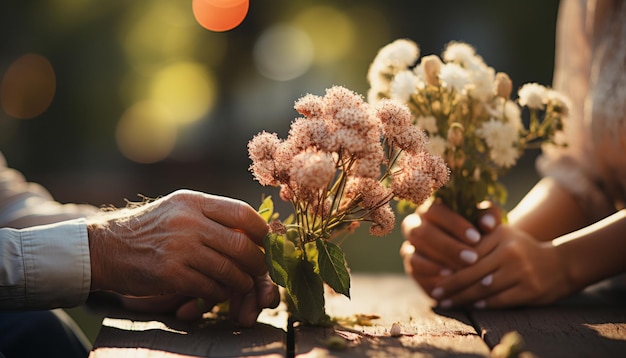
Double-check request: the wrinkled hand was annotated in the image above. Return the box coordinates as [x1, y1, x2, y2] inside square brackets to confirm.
[400, 202, 572, 309]
[88, 190, 279, 326]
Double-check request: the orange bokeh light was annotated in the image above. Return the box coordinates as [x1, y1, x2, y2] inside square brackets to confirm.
[1, 53, 56, 119]
[192, 0, 249, 32]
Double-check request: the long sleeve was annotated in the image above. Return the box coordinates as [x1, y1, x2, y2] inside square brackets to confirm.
[0, 152, 97, 309]
[0, 219, 91, 309]
[537, 0, 626, 221]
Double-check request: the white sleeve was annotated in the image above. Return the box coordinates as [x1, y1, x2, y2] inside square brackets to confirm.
[0, 218, 91, 309]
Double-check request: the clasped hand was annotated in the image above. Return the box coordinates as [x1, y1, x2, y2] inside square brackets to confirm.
[87, 189, 279, 326]
[400, 202, 571, 309]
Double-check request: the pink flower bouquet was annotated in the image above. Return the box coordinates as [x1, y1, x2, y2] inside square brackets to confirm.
[248, 85, 449, 324]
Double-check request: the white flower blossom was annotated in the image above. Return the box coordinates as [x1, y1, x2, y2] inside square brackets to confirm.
[426, 135, 447, 157]
[490, 144, 519, 168]
[476, 118, 518, 149]
[518, 83, 548, 110]
[374, 38, 419, 69]
[416, 115, 439, 134]
[442, 42, 477, 66]
[390, 70, 419, 102]
[439, 63, 470, 93]
[467, 64, 495, 102]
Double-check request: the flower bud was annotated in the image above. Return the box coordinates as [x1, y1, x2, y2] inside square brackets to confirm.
[447, 122, 464, 147]
[421, 55, 443, 86]
[495, 72, 512, 99]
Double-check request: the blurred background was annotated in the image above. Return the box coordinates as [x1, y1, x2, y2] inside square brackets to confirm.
[1, 0, 559, 340]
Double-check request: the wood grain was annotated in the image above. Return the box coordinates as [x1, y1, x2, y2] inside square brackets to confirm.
[294, 273, 491, 357]
[90, 304, 287, 358]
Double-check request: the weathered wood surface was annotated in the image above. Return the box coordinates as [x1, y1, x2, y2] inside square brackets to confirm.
[469, 284, 626, 358]
[90, 273, 626, 357]
[89, 303, 288, 357]
[295, 273, 490, 357]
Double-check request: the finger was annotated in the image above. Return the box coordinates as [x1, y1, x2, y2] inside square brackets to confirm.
[119, 295, 189, 313]
[476, 202, 502, 233]
[176, 299, 212, 321]
[201, 220, 268, 277]
[237, 291, 261, 327]
[254, 274, 280, 309]
[434, 251, 500, 299]
[477, 285, 537, 309]
[406, 244, 450, 277]
[403, 214, 480, 270]
[172, 266, 231, 303]
[199, 193, 269, 245]
[229, 293, 243, 323]
[401, 242, 449, 294]
[438, 270, 518, 309]
[189, 245, 256, 293]
[421, 203, 483, 245]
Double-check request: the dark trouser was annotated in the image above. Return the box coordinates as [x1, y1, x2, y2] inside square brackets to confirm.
[0, 309, 90, 358]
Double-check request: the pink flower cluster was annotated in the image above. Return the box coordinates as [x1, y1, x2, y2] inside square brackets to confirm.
[248, 86, 449, 237]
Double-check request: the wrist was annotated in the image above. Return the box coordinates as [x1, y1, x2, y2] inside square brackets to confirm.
[88, 220, 110, 292]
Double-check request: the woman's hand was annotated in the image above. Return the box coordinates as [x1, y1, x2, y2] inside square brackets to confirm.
[431, 224, 573, 308]
[401, 201, 574, 309]
[400, 202, 500, 296]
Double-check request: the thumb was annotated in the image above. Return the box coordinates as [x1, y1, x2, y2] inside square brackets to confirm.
[476, 201, 502, 233]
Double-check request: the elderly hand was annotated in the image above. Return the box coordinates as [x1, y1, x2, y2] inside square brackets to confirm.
[87, 189, 279, 326]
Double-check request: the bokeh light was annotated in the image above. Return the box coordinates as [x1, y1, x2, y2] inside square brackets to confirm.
[121, 1, 199, 75]
[192, 0, 249, 32]
[293, 6, 355, 64]
[253, 24, 314, 81]
[148, 61, 217, 125]
[115, 101, 178, 163]
[0, 53, 56, 119]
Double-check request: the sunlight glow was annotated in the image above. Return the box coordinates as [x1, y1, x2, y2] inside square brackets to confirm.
[253, 24, 314, 81]
[115, 101, 177, 163]
[293, 6, 355, 64]
[148, 61, 217, 125]
[192, 0, 249, 32]
[0, 54, 56, 119]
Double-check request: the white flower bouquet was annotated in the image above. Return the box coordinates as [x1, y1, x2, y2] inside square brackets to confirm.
[248, 85, 449, 324]
[367, 39, 569, 222]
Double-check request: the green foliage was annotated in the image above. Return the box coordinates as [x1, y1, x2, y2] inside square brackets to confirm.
[316, 239, 351, 298]
[263, 233, 289, 288]
[260, 197, 351, 325]
[258, 196, 274, 222]
[284, 258, 326, 325]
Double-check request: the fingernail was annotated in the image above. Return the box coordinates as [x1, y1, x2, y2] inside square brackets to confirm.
[439, 268, 452, 277]
[460, 250, 478, 264]
[481, 214, 496, 229]
[481, 274, 493, 286]
[465, 228, 481, 243]
[474, 300, 486, 309]
[431, 287, 444, 298]
[439, 299, 452, 308]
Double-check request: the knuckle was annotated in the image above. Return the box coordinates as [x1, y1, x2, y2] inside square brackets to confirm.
[228, 231, 249, 256]
[214, 256, 231, 279]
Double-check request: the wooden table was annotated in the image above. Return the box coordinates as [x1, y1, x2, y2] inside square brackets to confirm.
[89, 273, 626, 357]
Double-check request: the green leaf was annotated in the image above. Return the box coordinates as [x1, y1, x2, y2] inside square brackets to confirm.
[316, 239, 351, 298]
[258, 196, 274, 223]
[262, 233, 288, 288]
[304, 241, 319, 273]
[285, 258, 326, 325]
